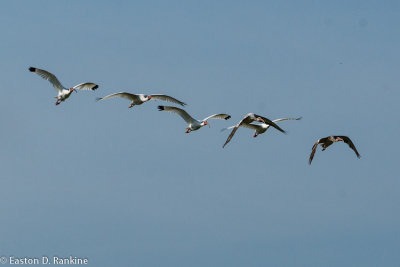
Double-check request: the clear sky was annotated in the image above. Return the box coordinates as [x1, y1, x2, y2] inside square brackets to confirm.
[1, 1, 399, 266]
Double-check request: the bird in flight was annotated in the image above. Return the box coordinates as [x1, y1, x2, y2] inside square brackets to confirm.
[222, 117, 302, 137]
[309, 135, 361, 164]
[96, 92, 186, 108]
[222, 113, 287, 148]
[158, 105, 231, 133]
[29, 67, 98, 105]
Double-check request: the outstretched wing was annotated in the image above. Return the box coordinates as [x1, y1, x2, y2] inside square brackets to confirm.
[158, 106, 196, 124]
[29, 67, 65, 92]
[221, 123, 261, 132]
[272, 117, 302, 123]
[222, 115, 254, 148]
[338, 136, 361, 158]
[96, 92, 139, 102]
[73, 82, 98, 91]
[222, 125, 240, 148]
[254, 114, 286, 133]
[309, 139, 321, 165]
[150, 94, 186, 106]
[202, 114, 231, 121]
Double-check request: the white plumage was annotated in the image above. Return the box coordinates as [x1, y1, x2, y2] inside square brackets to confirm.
[96, 92, 186, 108]
[158, 105, 231, 133]
[29, 67, 98, 105]
[222, 113, 288, 148]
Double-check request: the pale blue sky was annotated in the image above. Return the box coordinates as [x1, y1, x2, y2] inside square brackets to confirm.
[1, 1, 399, 266]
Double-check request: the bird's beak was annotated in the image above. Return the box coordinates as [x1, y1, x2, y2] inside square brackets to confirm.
[256, 117, 265, 123]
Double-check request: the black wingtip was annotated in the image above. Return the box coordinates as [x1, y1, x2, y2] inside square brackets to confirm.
[29, 67, 36, 72]
[158, 105, 164, 111]
[95, 97, 102, 102]
[277, 126, 287, 134]
[225, 115, 231, 120]
[92, 85, 99, 90]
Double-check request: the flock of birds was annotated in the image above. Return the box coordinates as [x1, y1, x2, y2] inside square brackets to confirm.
[28, 66, 361, 164]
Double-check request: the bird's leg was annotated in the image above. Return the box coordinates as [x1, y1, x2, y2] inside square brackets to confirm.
[185, 128, 191, 133]
[128, 103, 134, 108]
[55, 100, 61, 105]
[253, 132, 258, 138]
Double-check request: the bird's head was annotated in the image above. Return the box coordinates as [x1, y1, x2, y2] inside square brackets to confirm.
[146, 95, 152, 100]
[202, 121, 210, 128]
[256, 117, 265, 123]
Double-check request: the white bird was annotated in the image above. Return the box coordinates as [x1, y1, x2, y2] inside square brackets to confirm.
[29, 67, 98, 105]
[96, 92, 186, 108]
[222, 113, 287, 148]
[222, 117, 302, 137]
[158, 105, 231, 133]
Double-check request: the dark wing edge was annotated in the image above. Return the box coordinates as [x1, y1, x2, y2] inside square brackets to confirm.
[256, 115, 286, 134]
[339, 136, 361, 158]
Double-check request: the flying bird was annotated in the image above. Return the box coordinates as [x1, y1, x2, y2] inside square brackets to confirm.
[222, 113, 287, 148]
[309, 135, 361, 164]
[222, 117, 302, 137]
[29, 67, 98, 105]
[158, 105, 231, 133]
[96, 92, 186, 108]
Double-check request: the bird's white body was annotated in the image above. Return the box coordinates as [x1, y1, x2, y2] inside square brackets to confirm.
[125, 94, 151, 107]
[136, 94, 150, 104]
[56, 88, 74, 102]
[249, 123, 269, 136]
[186, 120, 204, 132]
